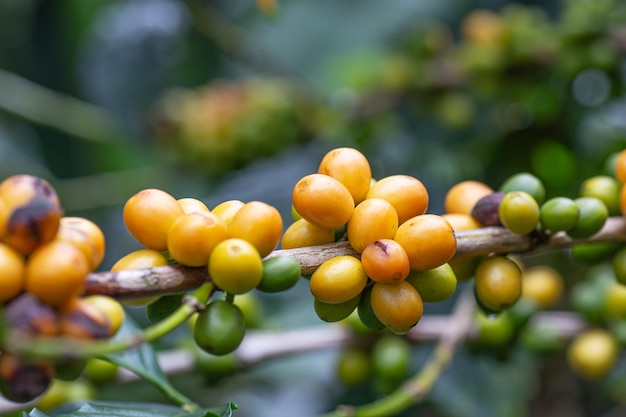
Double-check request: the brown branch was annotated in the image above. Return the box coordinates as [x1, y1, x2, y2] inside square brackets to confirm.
[85, 217, 626, 299]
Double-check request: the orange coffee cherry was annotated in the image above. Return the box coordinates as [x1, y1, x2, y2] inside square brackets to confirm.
[444, 180, 493, 215]
[292, 174, 355, 229]
[281, 218, 335, 249]
[111, 248, 169, 307]
[370, 281, 424, 334]
[60, 297, 113, 339]
[394, 214, 456, 271]
[361, 239, 410, 284]
[317, 147, 372, 204]
[228, 201, 283, 258]
[310, 256, 367, 304]
[167, 211, 229, 267]
[366, 175, 428, 224]
[211, 200, 245, 227]
[0, 242, 25, 303]
[474, 256, 522, 312]
[614, 149, 626, 184]
[55, 217, 106, 271]
[123, 188, 184, 251]
[177, 197, 210, 214]
[25, 240, 90, 308]
[347, 198, 398, 254]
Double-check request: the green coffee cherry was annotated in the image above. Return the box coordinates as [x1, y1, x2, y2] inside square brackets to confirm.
[567, 197, 608, 238]
[257, 256, 302, 293]
[146, 293, 185, 323]
[498, 191, 540, 235]
[193, 300, 246, 356]
[371, 335, 411, 385]
[539, 197, 579, 233]
[612, 246, 626, 285]
[499, 172, 545, 205]
[571, 242, 622, 264]
[357, 287, 386, 331]
[314, 295, 361, 323]
[405, 263, 457, 302]
[336, 348, 371, 386]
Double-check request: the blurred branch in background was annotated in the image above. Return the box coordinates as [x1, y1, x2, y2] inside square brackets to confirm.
[0, 68, 126, 144]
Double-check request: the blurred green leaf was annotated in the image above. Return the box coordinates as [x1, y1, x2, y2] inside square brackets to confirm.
[25, 401, 236, 417]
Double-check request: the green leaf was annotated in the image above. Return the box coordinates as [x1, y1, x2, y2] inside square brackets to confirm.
[25, 401, 237, 417]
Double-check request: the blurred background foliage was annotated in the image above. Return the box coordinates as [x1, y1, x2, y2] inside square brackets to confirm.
[1, 0, 626, 416]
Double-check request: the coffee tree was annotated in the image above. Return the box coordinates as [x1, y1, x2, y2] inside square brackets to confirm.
[1, 0, 626, 416]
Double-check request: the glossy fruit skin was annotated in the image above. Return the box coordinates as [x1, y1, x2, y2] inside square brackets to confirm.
[211, 200, 245, 227]
[539, 197, 579, 234]
[193, 300, 246, 356]
[444, 180, 493, 215]
[580, 175, 620, 216]
[441, 213, 482, 231]
[473, 310, 515, 348]
[292, 174, 355, 229]
[317, 147, 372, 204]
[281, 218, 335, 249]
[394, 214, 456, 271]
[0, 242, 25, 303]
[568, 197, 609, 238]
[357, 286, 386, 331]
[567, 328, 618, 379]
[310, 255, 367, 304]
[123, 188, 184, 251]
[498, 191, 540, 235]
[209, 238, 263, 295]
[257, 256, 301, 293]
[177, 197, 210, 214]
[55, 217, 106, 271]
[361, 239, 410, 284]
[0, 352, 54, 403]
[347, 198, 398, 254]
[365, 175, 428, 224]
[474, 256, 522, 312]
[521, 266, 564, 309]
[406, 263, 457, 303]
[146, 293, 185, 323]
[111, 248, 169, 307]
[82, 295, 125, 336]
[336, 347, 371, 386]
[228, 201, 283, 258]
[25, 240, 90, 308]
[470, 192, 504, 226]
[167, 211, 229, 267]
[370, 281, 424, 334]
[499, 172, 545, 205]
[314, 294, 361, 323]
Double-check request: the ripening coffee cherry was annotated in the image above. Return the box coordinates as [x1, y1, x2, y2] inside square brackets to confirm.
[209, 238, 263, 295]
[318, 147, 372, 204]
[394, 214, 456, 271]
[567, 328, 618, 379]
[25, 240, 90, 308]
[521, 266, 564, 309]
[498, 191, 540, 235]
[371, 335, 411, 387]
[580, 175, 620, 216]
[309, 255, 368, 304]
[281, 218, 335, 249]
[292, 174, 355, 229]
[360, 239, 410, 284]
[569, 197, 609, 238]
[55, 216, 106, 270]
[366, 175, 428, 224]
[347, 198, 398, 254]
[60, 296, 114, 339]
[474, 256, 522, 312]
[499, 172, 545, 205]
[370, 281, 424, 334]
[0, 242, 25, 303]
[176, 197, 210, 214]
[405, 263, 457, 303]
[314, 294, 361, 323]
[228, 201, 283, 258]
[123, 188, 184, 251]
[193, 300, 246, 356]
[167, 211, 229, 267]
[539, 197, 579, 234]
[336, 347, 371, 386]
[0, 352, 54, 403]
[444, 180, 493, 216]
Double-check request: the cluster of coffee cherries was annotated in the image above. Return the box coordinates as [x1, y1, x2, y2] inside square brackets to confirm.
[119, 188, 301, 357]
[287, 148, 457, 335]
[0, 175, 125, 403]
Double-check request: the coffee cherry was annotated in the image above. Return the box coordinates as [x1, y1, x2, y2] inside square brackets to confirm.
[571, 242, 622, 264]
[314, 294, 361, 323]
[4, 292, 60, 336]
[520, 266, 564, 309]
[394, 214, 456, 271]
[604, 280, 626, 320]
[612, 246, 626, 285]
[365, 175, 428, 224]
[55, 217, 106, 270]
[281, 218, 335, 249]
[177, 197, 210, 214]
[614, 148, 626, 184]
[25, 240, 90, 308]
[211, 200, 245, 227]
[84, 358, 118, 384]
[499, 172, 545, 205]
[209, 238, 263, 295]
[361, 239, 410, 284]
[193, 300, 246, 356]
[357, 286, 386, 331]
[470, 192, 504, 226]
[292, 174, 355, 229]
[123, 188, 184, 251]
[0, 175, 63, 254]
[82, 295, 125, 335]
[568, 197, 608, 238]
[317, 147, 372, 204]
[442, 213, 483, 231]
[0, 242, 25, 303]
[370, 281, 424, 334]
[257, 256, 301, 293]
[444, 180, 493, 215]
[111, 248, 170, 307]
[347, 198, 398, 254]
[580, 175, 620, 216]
[60, 296, 114, 339]
[371, 335, 411, 387]
[228, 201, 283, 258]
[336, 347, 371, 386]
[192, 344, 237, 385]
[0, 352, 54, 403]
[472, 309, 515, 348]
[567, 328, 618, 379]
[474, 256, 522, 312]
[310, 256, 367, 304]
[539, 197, 579, 234]
[167, 211, 229, 267]
[405, 263, 457, 303]
[498, 191, 540, 235]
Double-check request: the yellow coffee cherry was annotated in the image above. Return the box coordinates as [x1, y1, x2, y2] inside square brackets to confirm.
[209, 238, 263, 294]
[0, 242, 25, 303]
[521, 265, 564, 309]
[167, 211, 229, 267]
[228, 201, 283, 258]
[310, 256, 367, 304]
[370, 281, 424, 334]
[317, 147, 372, 204]
[211, 200, 245, 227]
[111, 249, 169, 307]
[55, 217, 106, 271]
[177, 197, 210, 214]
[281, 218, 335, 249]
[567, 328, 618, 379]
[347, 198, 398, 254]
